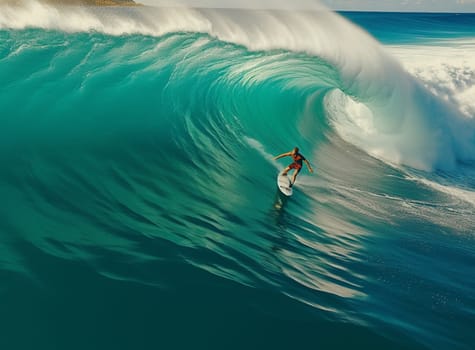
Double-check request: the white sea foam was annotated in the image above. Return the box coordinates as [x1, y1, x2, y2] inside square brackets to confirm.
[387, 41, 475, 119]
[0, 0, 211, 35]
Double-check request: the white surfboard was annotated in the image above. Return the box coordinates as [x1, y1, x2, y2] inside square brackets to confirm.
[277, 172, 293, 196]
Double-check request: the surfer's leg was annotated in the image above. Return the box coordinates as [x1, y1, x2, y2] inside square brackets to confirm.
[290, 169, 301, 186]
[282, 166, 291, 176]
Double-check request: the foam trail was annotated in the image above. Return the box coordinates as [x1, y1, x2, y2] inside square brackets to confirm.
[244, 136, 279, 170]
[414, 177, 475, 207]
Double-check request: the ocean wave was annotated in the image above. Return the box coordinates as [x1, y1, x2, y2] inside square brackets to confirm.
[4, 1, 475, 172]
[2, 8, 475, 349]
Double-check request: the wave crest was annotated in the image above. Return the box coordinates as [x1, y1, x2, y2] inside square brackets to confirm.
[2, 1, 474, 170]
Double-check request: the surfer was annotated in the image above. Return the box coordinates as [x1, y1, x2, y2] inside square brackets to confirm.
[274, 147, 313, 187]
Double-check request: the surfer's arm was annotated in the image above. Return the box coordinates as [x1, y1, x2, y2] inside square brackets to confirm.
[274, 152, 291, 160]
[304, 159, 314, 173]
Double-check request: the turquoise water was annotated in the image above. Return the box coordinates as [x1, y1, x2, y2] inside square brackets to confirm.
[1, 3, 475, 350]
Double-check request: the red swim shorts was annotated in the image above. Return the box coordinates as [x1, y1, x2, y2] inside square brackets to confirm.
[289, 162, 302, 170]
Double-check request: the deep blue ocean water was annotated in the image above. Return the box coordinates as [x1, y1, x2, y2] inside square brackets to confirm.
[1, 3, 475, 349]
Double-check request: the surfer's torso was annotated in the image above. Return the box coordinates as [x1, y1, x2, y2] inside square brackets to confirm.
[290, 153, 305, 169]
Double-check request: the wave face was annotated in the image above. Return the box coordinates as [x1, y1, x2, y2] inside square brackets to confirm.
[1, 3, 475, 350]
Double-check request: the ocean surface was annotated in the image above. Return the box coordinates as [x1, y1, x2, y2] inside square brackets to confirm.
[1, 2, 475, 349]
